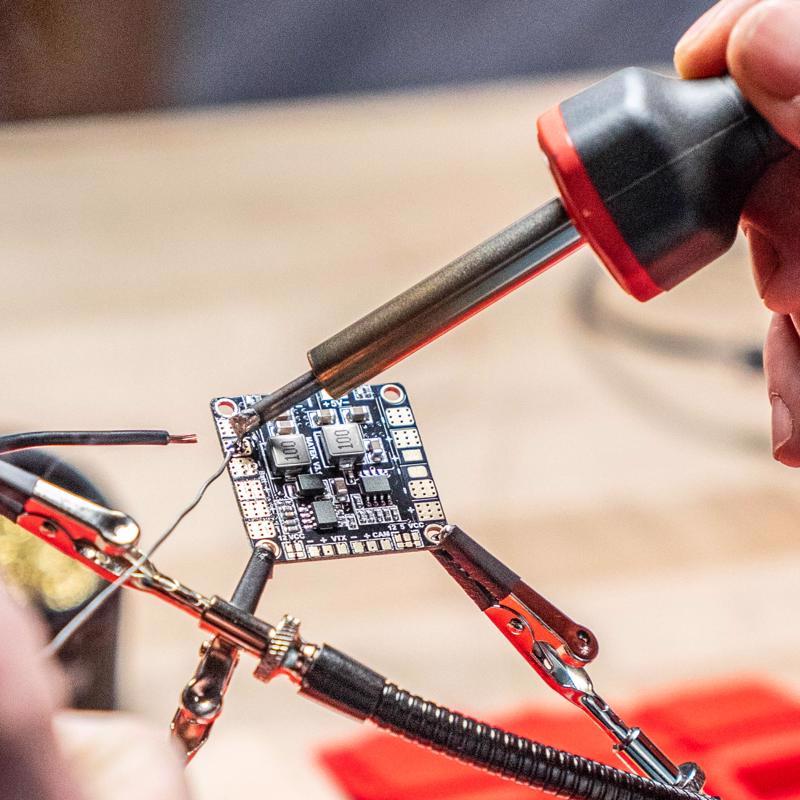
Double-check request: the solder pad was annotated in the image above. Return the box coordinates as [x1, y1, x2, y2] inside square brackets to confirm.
[211, 383, 446, 563]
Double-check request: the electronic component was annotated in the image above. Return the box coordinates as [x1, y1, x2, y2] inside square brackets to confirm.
[394, 530, 423, 549]
[315, 408, 337, 426]
[360, 474, 391, 497]
[274, 419, 296, 435]
[246, 519, 277, 539]
[267, 434, 311, 474]
[366, 438, 384, 463]
[212, 383, 446, 563]
[235, 480, 267, 502]
[240, 499, 270, 519]
[312, 500, 338, 530]
[321, 423, 364, 468]
[345, 406, 370, 423]
[297, 473, 325, 498]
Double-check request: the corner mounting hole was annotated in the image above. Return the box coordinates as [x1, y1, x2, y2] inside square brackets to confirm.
[215, 398, 237, 418]
[380, 384, 405, 404]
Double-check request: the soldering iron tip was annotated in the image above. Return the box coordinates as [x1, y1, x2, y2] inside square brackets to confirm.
[230, 370, 322, 439]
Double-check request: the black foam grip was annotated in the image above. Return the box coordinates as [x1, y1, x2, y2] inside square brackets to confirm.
[437, 526, 518, 599]
[300, 645, 385, 720]
[230, 548, 274, 612]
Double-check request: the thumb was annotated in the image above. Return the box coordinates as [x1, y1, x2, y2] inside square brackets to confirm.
[727, 0, 800, 148]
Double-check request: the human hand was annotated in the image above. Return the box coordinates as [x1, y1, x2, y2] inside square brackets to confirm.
[54, 711, 191, 800]
[0, 581, 189, 800]
[675, 0, 800, 464]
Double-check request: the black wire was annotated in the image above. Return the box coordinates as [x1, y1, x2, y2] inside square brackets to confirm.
[569, 265, 768, 455]
[572, 267, 763, 373]
[0, 430, 195, 454]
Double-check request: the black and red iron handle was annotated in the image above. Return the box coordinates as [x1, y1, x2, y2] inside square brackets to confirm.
[233, 67, 794, 432]
[538, 66, 790, 301]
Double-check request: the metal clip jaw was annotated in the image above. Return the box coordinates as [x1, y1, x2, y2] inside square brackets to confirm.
[486, 604, 594, 700]
[171, 637, 240, 760]
[531, 642, 704, 790]
[25, 480, 140, 555]
[10, 473, 142, 584]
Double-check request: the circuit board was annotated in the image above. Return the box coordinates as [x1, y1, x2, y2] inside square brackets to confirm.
[211, 383, 446, 563]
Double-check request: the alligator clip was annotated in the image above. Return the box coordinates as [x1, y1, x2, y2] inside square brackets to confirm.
[433, 525, 704, 791]
[433, 524, 598, 677]
[0, 458, 140, 583]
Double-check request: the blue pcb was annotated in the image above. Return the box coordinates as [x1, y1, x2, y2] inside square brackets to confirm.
[211, 383, 446, 563]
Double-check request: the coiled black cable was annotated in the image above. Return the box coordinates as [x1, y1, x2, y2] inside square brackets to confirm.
[370, 683, 705, 800]
[299, 645, 711, 800]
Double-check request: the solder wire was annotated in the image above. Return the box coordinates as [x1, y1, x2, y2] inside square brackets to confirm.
[42, 448, 234, 659]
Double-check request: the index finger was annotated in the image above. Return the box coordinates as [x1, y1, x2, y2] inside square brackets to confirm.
[674, 0, 763, 78]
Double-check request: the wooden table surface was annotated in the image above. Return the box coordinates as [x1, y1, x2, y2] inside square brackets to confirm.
[1, 74, 799, 797]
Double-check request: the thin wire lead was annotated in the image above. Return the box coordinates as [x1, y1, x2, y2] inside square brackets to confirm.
[42, 449, 234, 659]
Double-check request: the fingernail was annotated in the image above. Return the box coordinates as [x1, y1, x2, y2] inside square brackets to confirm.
[745, 226, 780, 299]
[733, 0, 800, 97]
[771, 392, 794, 458]
[675, 6, 718, 55]
[675, 0, 746, 56]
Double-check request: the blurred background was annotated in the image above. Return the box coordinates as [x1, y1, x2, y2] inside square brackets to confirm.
[5, 1, 800, 799]
[0, 1, 705, 119]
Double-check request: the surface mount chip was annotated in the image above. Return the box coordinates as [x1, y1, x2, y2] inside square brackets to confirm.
[267, 434, 311, 473]
[297, 473, 325, 498]
[360, 473, 391, 497]
[312, 499, 338, 530]
[211, 383, 446, 563]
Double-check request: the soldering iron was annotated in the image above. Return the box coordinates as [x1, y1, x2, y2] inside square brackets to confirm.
[230, 67, 793, 436]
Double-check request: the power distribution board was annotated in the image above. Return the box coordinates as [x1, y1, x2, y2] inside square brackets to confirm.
[211, 383, 446, 563]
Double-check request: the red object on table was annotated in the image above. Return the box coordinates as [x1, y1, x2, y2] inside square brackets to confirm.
[318, 681, 800, 800]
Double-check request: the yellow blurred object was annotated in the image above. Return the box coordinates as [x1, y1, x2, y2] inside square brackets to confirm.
[0, 516, 100, 612]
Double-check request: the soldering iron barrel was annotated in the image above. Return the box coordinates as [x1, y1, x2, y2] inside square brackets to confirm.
[307, 199, 582, 398]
